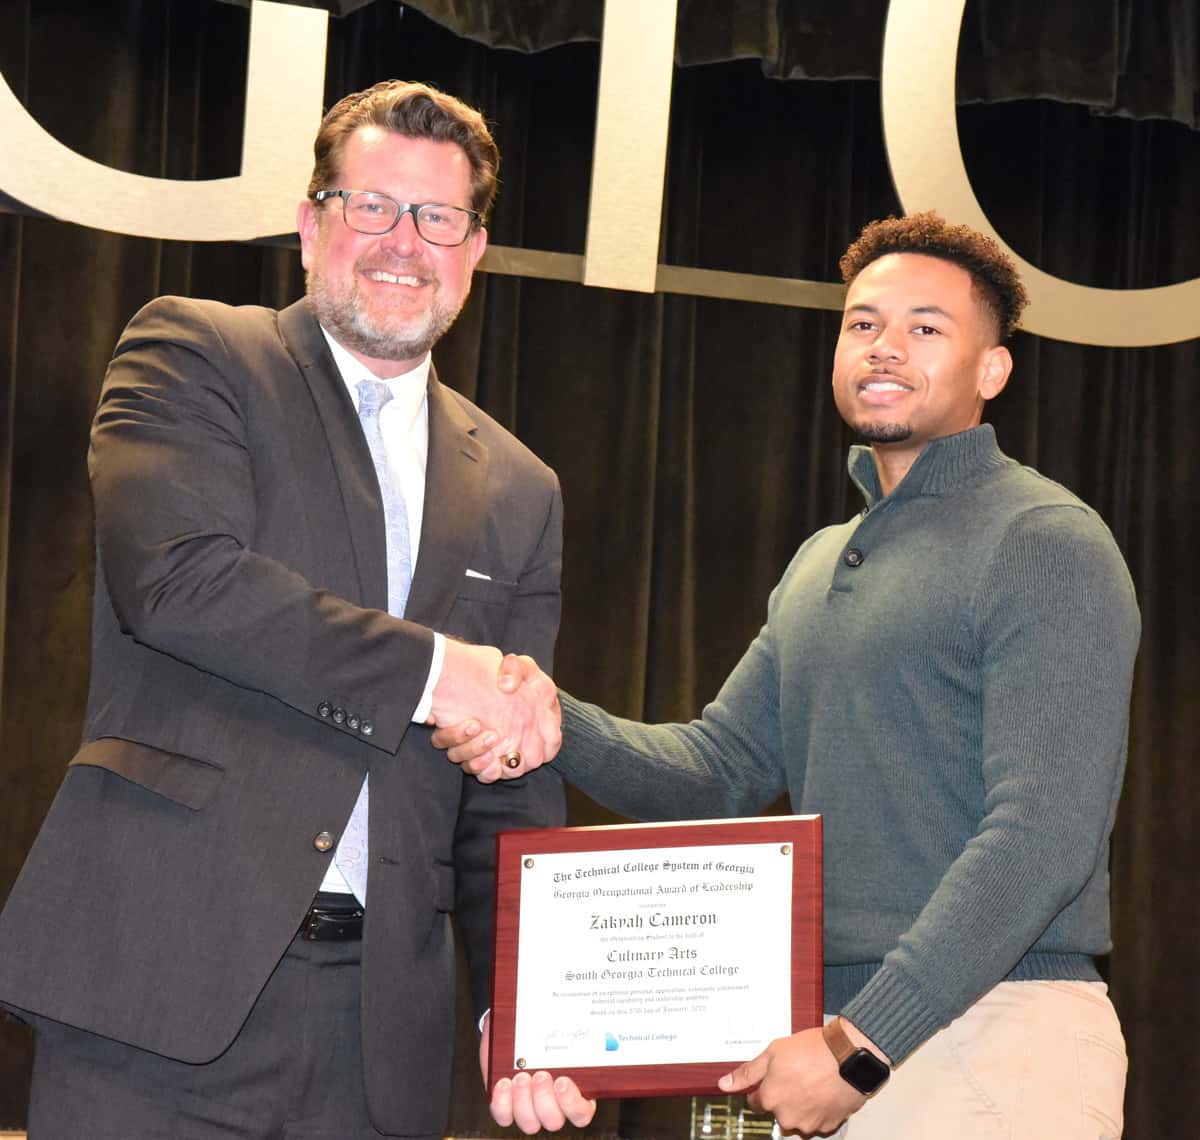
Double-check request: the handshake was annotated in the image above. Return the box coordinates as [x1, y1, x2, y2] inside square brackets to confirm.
[427, 640, 561, 783]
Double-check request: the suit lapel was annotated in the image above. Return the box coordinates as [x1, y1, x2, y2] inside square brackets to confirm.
[277, 299, 388, 611]
[405, 367, 488, 627]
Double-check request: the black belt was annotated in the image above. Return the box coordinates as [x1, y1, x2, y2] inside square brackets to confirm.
[300, 893, 364, 941]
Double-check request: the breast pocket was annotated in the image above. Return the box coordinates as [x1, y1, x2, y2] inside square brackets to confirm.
[445, 575, 517, 645]
[68, 737, 224, 810]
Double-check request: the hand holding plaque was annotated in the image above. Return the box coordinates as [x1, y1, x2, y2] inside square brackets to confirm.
[479, 1012, 598, 1133]
[717, 1023, 878, 1134]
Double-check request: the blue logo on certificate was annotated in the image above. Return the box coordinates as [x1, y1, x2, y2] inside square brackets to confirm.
[604, 1032, 619, 1052]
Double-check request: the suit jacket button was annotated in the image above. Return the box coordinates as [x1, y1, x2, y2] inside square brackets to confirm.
[844, 547, 865, 567]
[347, 714, 360, 730]
[317, 702, 332, 718]
[332, 707, 346, 725]
[360, 721, 374, 737]
[313, 831, 335, 852]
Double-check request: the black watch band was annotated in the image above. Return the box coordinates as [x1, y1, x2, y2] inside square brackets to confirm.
[822, 1017, 891, 1096]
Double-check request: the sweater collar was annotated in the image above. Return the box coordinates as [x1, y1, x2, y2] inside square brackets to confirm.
[848, 424, 1009, 508]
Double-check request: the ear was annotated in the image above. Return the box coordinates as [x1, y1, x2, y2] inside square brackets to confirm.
[297, 199, 320, 271]
[978, 344, 1013, 402]
[466, 225, 488, 273]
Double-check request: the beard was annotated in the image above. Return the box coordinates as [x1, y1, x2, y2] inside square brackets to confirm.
[850, 420, 914, 444]
[306, 256, 465, 365]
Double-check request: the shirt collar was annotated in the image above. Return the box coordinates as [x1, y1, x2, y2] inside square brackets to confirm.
[319, 326, 430, 434]
[848, 424, 1010, 508]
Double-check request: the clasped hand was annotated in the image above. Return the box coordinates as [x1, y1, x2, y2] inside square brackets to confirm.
[428, 643, 560, 782]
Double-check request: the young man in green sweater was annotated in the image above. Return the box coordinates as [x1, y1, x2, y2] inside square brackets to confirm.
[440, 213, 1138, 1139]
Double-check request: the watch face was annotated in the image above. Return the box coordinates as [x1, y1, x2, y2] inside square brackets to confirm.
[841, 1048, 890, 1095]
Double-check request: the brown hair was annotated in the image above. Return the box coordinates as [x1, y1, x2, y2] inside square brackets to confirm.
[307, 80, 499, 222]
[839, 211, 1029, 340]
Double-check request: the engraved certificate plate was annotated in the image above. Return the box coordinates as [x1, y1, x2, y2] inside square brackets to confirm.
[488, 816, 822, 1099]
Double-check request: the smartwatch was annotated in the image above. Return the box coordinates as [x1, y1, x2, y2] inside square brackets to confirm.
[822, 1017, 890, 1096]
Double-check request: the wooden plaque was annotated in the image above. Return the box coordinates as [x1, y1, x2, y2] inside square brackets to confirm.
[488, 815, 822, 1099]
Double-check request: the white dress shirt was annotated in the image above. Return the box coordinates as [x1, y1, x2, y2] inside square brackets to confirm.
[318, 329, 446, 895]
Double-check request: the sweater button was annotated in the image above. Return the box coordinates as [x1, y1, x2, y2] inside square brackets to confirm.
[844, 548, 865, 567]
[313, 831, 335, 852]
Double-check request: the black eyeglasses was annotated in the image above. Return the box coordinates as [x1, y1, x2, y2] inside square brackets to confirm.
[314, 190, 481, 247]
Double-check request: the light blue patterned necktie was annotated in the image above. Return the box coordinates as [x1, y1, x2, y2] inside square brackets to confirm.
[334, 378, 414, 903]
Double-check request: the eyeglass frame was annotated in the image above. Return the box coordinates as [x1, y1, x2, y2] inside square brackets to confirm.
[313, 189, 483, 247]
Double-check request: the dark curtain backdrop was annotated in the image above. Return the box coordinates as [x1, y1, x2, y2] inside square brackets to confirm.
[222, 0, 1200, 126]
[1, 1, 1197, 1137]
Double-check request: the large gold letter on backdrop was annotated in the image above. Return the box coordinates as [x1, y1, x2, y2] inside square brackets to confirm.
[882, 0, 1200, 346]
[582, 0, 678, 293]
[1, 0, 1195, 345]
[0, 0, 326, 241]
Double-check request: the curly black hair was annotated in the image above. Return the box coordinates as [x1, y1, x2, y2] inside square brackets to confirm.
[839, 212, 1029, 341]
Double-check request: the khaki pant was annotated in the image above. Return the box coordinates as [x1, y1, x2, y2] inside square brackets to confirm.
[832, 981, 1126, 1139]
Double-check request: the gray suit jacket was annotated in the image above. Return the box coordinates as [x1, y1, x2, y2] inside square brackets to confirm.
[0, 296, 565, 1134]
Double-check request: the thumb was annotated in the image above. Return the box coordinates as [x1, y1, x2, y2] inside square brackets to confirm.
[497, 652, 524, 693]
[478, 1011, 491, 1087]
[719, 1048, 769, 1093]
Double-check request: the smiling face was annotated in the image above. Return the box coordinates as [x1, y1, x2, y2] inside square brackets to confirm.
[832, 252, 1012, 485]
[297, 126, 488, 376]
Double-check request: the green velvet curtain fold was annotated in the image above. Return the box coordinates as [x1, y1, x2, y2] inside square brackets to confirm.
[2, 1, 1198, 1136]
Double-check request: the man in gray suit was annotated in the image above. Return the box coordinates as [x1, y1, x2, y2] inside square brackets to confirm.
[0, 80, 562, 1138]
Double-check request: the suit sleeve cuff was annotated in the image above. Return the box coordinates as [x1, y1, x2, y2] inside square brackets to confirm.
[411, 632, 445, 724]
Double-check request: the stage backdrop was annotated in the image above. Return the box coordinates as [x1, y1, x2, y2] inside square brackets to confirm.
[1, 1, 1197, 1137]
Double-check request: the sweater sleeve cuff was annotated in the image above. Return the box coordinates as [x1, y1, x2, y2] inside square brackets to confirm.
[839, 965, 944, 1064]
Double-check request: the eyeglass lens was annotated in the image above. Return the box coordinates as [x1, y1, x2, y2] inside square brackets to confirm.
[343, 192, 473, 245]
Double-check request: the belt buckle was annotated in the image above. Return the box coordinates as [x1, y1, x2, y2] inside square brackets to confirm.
[301, 901, 364, 942]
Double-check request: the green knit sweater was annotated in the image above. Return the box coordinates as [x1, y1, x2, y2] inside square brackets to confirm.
[556, 425, 1140, 1063]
